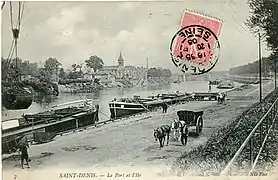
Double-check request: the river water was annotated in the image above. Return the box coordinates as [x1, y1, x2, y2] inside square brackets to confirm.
[1, 81, 227, 122]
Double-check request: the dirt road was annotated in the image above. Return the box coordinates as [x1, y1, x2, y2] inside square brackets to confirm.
[2, 80, 275, 179]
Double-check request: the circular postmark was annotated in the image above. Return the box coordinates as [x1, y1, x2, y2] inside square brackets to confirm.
[170, 25, 220, 75]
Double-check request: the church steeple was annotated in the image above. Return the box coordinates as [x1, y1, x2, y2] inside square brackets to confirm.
[118, 51, 124, 67]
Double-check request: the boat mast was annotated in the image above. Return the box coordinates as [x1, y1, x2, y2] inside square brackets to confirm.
[6, 1, 25, 83]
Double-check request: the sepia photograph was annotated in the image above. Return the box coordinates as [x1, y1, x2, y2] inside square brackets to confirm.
[1, 0, 278, 179]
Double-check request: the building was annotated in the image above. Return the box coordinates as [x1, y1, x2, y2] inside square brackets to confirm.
[99, 52, 144, 80]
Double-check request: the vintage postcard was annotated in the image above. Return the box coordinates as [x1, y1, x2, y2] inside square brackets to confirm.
[1, 0, 278, 180]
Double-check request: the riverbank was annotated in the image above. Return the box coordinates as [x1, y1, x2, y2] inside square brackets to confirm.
[58, 77, 174, 93]
[2, 79, 59, 96]
[2, 80, 275, 179]
[172, 80, 278, 176]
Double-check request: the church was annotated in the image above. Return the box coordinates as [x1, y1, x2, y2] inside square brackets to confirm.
[98, 52, 144, 80]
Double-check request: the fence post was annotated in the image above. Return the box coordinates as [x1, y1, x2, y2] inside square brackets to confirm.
[275, 103, 276, 115]
[259, 123, 262, 145]
[250, 137, 254, 167]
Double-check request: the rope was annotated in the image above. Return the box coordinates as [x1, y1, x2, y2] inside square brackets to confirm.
[7, 1, 24, 81]
[18, 1, 21, 29]
[20, 2, 24, 25]
[127, 95, 150, 112]
[5, 42, 16, 71]
[98, 110, 111, 119]
[5, 39, 15, 68]
[9, 1, 13, 31]
[1, 1, 5, 10]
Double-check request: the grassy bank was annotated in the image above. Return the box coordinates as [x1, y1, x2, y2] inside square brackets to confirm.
[172, 88, 278, 176]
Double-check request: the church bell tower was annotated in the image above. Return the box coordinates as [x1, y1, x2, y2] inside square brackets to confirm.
[118, 51, 124, 67]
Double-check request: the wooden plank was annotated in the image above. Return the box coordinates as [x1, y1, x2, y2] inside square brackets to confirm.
[71, 112, 87, 118]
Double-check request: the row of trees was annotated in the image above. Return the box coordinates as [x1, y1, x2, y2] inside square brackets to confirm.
[147, 68, 172, 78]
[245, 0, 278, 74]
[1, 57, 61, 83]
[2, 55, 173, 83]
[230, 0, 278, 76]
[229, 57, 276, 76]
[1, 55, 105, 82]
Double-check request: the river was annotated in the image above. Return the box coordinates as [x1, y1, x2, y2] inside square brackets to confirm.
[1, 81, 227, 121]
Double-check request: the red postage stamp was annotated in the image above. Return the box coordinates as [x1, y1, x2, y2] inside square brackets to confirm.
[170, 10, 223, 75]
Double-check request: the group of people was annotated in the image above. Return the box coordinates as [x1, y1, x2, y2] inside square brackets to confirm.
[172, 119, 189, 146]
[153, 119, 189, 148]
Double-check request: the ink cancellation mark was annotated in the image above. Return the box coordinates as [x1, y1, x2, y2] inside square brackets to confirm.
[170, 10, 222, 75]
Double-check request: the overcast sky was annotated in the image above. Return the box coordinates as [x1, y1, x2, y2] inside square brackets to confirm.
[1, 0, 272, 73]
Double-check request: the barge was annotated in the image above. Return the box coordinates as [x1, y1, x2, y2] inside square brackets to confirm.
[109, 92, 191, 119]
[2, 99, 99, 154]
[191, 92, 219, 101]
[217, 80, 235, 89]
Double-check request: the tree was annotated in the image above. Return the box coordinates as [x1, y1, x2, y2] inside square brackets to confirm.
[37, 68, 51, 82]
[72, 64, 77, 72]
[147, 68, 158, 77]
[71, 63, 83, 72]
[267, 52, 278, 72]
[1, 58, 39, 82]
[156, 68, 163, 77]
[44, 57, 61, 73]
[247, 0, 278, 51]
[85, 55, 104, 73]
[162, 69, 172, 77]
[59, 68, 68, 79]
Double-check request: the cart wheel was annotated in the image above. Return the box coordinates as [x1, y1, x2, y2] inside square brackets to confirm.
[195, 116, 203, 136]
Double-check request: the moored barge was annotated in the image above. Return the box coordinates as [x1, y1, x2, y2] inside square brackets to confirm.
[216, 80, 235, 89]
[2, 99, 99, 154]
[109, 92, 191, 119]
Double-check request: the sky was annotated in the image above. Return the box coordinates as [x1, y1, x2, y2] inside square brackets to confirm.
[0, 0, 272, 73]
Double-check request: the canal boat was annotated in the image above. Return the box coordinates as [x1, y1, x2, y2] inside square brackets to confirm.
[109, 92, 191, 119]
[2, 99, 99, 154]
[191, 92, 219, 101]
[216, 80, 235, 89]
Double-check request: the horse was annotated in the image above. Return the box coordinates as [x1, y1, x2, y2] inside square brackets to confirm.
[171, 120, 186, 141]
[153, 125, 171, 148]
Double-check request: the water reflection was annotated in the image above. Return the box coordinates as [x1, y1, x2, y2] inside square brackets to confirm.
[34, 95, 59, 107]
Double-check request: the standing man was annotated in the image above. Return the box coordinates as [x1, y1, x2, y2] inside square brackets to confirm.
[208, 81, 212, 92]
[19, 144, 30, 169]
[164, 103, 168, 113]
[94, 104, 100, 124]
[180, 122, 188, 146]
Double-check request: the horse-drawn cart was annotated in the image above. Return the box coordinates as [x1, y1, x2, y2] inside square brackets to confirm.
[177, 110, 204, 136]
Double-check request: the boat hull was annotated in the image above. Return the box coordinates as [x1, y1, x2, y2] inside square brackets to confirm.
[2, 106, 98, 154]
[216, 86, 235, 89]
[109, 94, 191, 119]
[109, 102, 145, 119]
